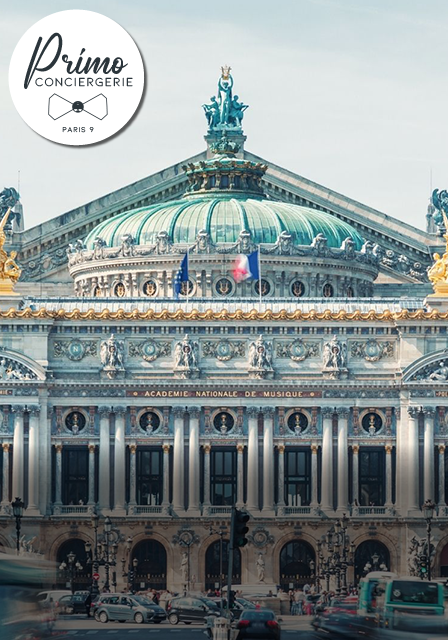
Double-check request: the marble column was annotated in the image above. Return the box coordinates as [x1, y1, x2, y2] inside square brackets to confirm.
[1, 444, 10, 507]
[385, 445, 393, 507]
[407, 407, 420, 512]
[128, 443, 137, 507]
[246, 407, 259, 512]
[311, 444, 318, 507]
[54, 443, 63, 505]
[162, 444, 170, 513]
[27, 406, 40, 513]
[321, 409, 334, 511]
[88, 443, 96, 505]
[188, 407, 200, 513]
[438, 445, 446, 509]
[172, 407, 185, 513]
[12, 406, 24, 502]
[236, 444, 244, 507]
[277, 445, 285, 514]
[423, 407, 435, 502]
[98, 406, 111, 511]
[203, 444, 211, 513]
[113, 407, 126, 512]
[39, 400, 50, 516]
[337, 408, 349, 512]
[262, 407, 274, 512]
[352, 445, 359, 507]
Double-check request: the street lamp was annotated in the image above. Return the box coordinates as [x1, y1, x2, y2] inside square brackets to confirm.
[85, 513, 118, 595]
[12, 497, 24, 555]
[422, 499, 436, 581]
[318, 515, 354, 595]
[60, 551, 83, 594]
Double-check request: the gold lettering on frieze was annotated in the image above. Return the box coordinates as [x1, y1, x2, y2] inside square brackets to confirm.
[127, 388, 322, 399]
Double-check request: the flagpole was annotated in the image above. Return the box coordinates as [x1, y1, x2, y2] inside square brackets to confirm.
[186, 246, 190, 307]
[258, 245, 262, 312]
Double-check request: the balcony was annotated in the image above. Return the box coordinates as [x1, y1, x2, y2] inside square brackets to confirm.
[52, 505, 94, 516]
[283, 506, 312, 515]
[130, 505, 164, 515]
[206, 506, 233, 515]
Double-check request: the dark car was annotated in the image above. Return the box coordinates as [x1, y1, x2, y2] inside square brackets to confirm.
[236, 609, 281, 640]
[57, 591, 91, 615]
[166, 596, 220, 625]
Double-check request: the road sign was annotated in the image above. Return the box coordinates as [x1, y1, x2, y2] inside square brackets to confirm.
[93, 572, 100, 580]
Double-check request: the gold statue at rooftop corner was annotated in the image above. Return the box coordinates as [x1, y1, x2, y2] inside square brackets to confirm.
[428, 207, 448, 297]
[0, 206, 21, 295]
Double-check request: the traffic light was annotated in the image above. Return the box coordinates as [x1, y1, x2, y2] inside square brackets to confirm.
[419, 554, 428, 576]
[233, 508, 250, 547]
[228, 590, 236, 609]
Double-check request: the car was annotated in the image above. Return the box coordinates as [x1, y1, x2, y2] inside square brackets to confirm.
[166, 596, 220, 625]
[236, 609, 281, 640]
[94, 594, 166, 624]
[57, 591, 91, 615]
[36, 590, 72, 610]
[312, 597, 359, 636]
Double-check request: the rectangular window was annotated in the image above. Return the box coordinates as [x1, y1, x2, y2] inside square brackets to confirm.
[136, 448, 163, 505]
[211, 449, 237, 505]
[62, 448, 88, 505]
[284, 448, 311, 506]
[359, 448, 385, 506]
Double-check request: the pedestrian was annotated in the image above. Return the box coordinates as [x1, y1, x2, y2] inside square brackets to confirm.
[85, 592, 92, 618]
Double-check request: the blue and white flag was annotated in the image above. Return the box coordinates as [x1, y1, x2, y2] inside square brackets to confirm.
[173, 253, 189, 299]
[233, 250, 260, 282]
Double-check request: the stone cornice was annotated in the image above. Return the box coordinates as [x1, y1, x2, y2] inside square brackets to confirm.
[1, 307, 448, 322]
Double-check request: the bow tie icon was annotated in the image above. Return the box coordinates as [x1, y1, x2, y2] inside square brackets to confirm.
[48, 93, 108, 120]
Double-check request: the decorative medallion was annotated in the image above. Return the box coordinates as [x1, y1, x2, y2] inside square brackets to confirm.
[129, 339, 170, 362]
[291, 280, 305, 297]
[361, 412, 383, 435]
[143, 280, 157, 296]
[254, 279, 271, 296]
[65, 411, 86, 434]
[139, 411, 160, 433]
[114, 282, 126, 297]
[247, 526, 275, 548]
[215, 278, 234, 296]
[202, 339, 245, 361]
[54, 339, 97, 361]
[287, 411, 309, 434]
[276, 339, 319, 362]
[350, 340, 394, 362]
[323, 283, 334, 297]
[213, 411, 235, 434]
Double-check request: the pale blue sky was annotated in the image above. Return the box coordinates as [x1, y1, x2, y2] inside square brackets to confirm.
[2, 0, 448, 231]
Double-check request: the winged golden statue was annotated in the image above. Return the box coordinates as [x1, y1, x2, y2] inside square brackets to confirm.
[0, 207, 21, 295]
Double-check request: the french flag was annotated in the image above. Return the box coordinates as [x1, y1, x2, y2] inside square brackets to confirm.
[233, 250, 260, 282]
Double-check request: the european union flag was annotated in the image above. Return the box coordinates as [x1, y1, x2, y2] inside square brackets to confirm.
[173, 253, 189, 299]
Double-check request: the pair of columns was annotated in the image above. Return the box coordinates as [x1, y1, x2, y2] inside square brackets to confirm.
[1, 406, 41, 514]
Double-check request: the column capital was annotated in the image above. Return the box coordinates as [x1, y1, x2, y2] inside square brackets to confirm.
[439, 444, 446, 454]
[336, 407, 350, 419]
[203, 443, 212, 454]
[237, 443, 245, 453]
[2, 443, 10, 452]
[277, 444, 285, 454]
[98, 405, 112, 417]
[11, 405, 25, 416]
[423, 406, 436, 417]
[322, 408, 334, 419]
[55, 443, 63, 453]
[129, 443, 137, 455]
[188, 406, 201, 418]
[247, 406, 260, 418]
[173, 406, 185, 419]
[113, 406, 127, 418]
[162, 443, 171, 454]
[407, 406, 420, 419]
[385, 444, 393, 454]
[261, 406, 275, 417]
[352, 444, 360, 454]
[88, 443, 96, 454]
[311, 444, 318, 454]
[27, 405, 40, 416]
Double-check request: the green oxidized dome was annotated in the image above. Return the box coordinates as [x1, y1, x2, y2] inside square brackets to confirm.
[85, 196, 364, 250]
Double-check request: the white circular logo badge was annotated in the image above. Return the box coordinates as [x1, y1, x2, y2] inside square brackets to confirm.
[9, 10, 144, 146]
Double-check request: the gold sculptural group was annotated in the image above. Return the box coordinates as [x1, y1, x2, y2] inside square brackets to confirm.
[428, 210, 448, 297]
[0, 208, 21, 295]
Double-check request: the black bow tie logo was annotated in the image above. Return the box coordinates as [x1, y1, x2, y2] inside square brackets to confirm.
[48, 94, 108, 120]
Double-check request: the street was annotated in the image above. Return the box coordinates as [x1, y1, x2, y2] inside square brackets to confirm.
[52, 615, 318, 639]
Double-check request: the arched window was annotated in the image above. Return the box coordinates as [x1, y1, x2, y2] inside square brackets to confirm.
[279, 540, 316, 590]
[204, 540, 241, 591]
[131, 540, 167, 590]
[354, 540, 390, 583]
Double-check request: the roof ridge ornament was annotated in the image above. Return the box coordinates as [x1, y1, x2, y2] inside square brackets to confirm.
[427, 208, 448, 298]
[202, 67, 248, 133]
[0, 205, 22, 296]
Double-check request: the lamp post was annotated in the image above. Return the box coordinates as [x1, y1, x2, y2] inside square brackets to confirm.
[12, 497, 24, 556]
[59, 551, 83, 594]
[85, 513, 118, 595]
[318, 514, 354, 595]
[422, 499, 436, 581]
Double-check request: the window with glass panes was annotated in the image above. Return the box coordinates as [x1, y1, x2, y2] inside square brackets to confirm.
[284, 448, 311, 506]
[359, 448, 385, 506]
[210, 449, 237, 505]
[136, 448, 163, 505]
[62, 448, 88, 505]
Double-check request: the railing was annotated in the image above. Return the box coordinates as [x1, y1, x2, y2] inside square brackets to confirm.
[53, 505, 92, 515]
[283, 506, 312, 515]
[208, 506, 232, 515]
[355, 507, 387, 515]
[131, 506, 163, 515]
